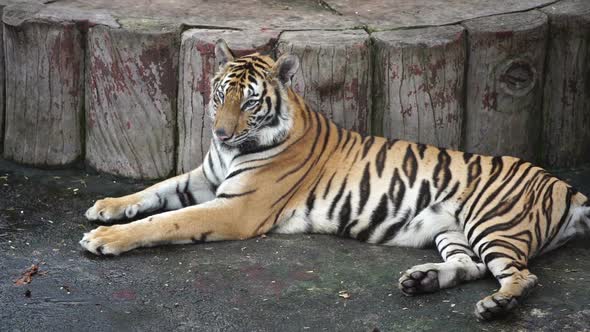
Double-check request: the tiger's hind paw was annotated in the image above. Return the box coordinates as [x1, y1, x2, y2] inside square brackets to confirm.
[398, 264, 440, 296]
[474, 292, 518, 320]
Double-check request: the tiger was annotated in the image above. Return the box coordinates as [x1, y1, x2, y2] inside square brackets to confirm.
[80, 39, 590, 321]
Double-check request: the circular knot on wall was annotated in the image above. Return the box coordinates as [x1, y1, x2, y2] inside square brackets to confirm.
[498, 58, 537, 97]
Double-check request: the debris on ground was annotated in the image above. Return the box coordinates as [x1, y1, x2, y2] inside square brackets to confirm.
[338, 290, 351, 299]
[14, 264, 40, 286]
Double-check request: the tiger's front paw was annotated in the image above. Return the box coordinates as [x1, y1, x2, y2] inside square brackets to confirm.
[85, 197, 141, 223]
[79, 225, 137, 256]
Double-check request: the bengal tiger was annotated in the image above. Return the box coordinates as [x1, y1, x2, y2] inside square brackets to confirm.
[80, 39, 590, 320]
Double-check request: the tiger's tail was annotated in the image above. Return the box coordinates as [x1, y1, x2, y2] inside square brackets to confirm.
[571, 191, 590, 237]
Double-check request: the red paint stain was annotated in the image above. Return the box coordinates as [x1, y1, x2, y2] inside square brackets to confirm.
[240, 265, 267, 279]
[401, 105, 413, 117]
[482, 86, 498, 111]
[289, 271, 319, 281]
[126, 121, 131, 129]
[195, 41, 215, 55]
[112, 289, 136, 300]
[496, 31, 514, 39]
[408, 64, 423, 76]
[344, 78, 359, 101]
[138, 40, 177, 100]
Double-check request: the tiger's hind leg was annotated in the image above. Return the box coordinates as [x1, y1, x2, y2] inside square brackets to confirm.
[399, 231, 487, 295]
[474, 256, 538, 321]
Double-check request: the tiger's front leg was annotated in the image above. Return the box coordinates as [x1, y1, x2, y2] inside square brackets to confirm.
[80, 197, 266, 256]
[85, 166, 216, 223]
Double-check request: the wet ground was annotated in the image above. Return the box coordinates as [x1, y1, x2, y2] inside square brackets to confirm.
[1, 159, 589, 331]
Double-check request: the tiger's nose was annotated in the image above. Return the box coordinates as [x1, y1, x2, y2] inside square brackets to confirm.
[215, 128, 231, 142]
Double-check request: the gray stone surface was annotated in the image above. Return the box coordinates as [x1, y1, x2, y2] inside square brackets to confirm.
[0, 0, 560, 30]
[322, 0, 556, 30]
[0, 159, 589, 331]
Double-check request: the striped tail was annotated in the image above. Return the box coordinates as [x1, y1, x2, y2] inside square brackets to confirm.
[572, 192, 590, 237]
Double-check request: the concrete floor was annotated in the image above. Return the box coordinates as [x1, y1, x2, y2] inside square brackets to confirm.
[1, 159, 589, 331]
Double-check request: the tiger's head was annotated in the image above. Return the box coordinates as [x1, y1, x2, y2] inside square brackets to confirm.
[209, 39, 300, 151]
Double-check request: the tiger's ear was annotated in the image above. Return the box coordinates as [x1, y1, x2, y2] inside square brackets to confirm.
[215, 39, 234, 68]
[273, 54, 300, 86]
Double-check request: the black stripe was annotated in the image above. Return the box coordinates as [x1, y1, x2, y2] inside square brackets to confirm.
[306, 170, 327, 215]
[539, 188, 575, 253]
[277, 110, 325, 182]
[444, 249, 470, 259]
[375, 142, 387, 178]
[328, 177, 348, 220]
[387, 139, 399, 149]
[467, 156, 482, 187]
[336, 126, 344, 146]
[236, 133, 286, 156]
[438, 242, 473, 254]
[206, 154, 220, 184]
[176, 184, 189, 207]
[388, 169, 406, 215]
[217, 189, 257, 199]
[357, 194, 389, 242]
[345, 136, 357, 158]
[155, 193, 165, 209]
[337, 192, 352, 235]
[432, 148, 451, 199]
[269, 111, 333, 222]
[482, 251, 517, 266]
[184, 174, 197, 205]
[378, 208, 412, 244]
[402, 145, 418, 187]
[185, 190, 197, 206]
[417, 143, 427, 159]
[191, 231, 213, 244]
[323, 172, 337, 199]
[463, 152, 473, 164]
[470, 194, 534, 252]
[441, 182, 460, 202]
[482, 239, 526, 260]
[267, 91, 282, 128]
[358, 163, 371, 215]
[342, 130, 352, 151]
[343, 220, 358, 238]
[225, 166, 260, 180]
[415, 180, 431, 215]
[212, 142, 226, 171]
[464, 157, 504, 223]
[362, 136, 375, 159]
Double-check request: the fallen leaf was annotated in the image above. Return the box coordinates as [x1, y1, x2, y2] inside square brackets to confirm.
[338, 290, 351, 299]
[14, 264, 40, 286]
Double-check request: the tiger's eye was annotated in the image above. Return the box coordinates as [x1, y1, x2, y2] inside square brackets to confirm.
[243, 99, 260, 109]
